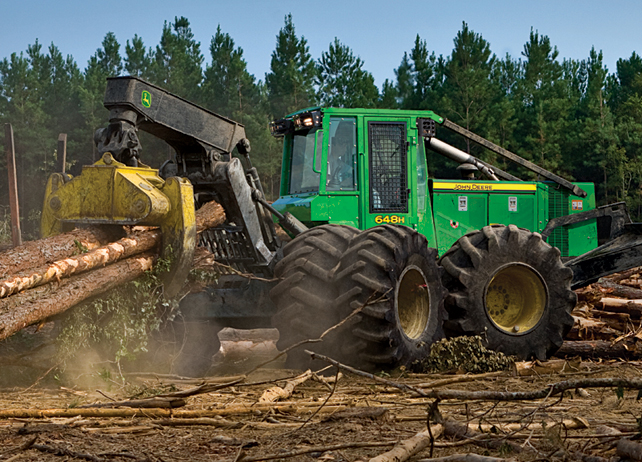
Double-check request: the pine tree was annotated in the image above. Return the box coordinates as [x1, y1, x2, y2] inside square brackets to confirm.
[396, 35, 438, 109]
[316, 38, 378, 108]
[125, 34, 152, 78]
[149, 16, 203, 102]
[438, 22, 497, 154]
[265, 14, 316, 117]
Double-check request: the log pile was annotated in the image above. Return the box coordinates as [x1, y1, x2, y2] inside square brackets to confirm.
[0, 201, 226, 342]
[559, 267, 642, 359]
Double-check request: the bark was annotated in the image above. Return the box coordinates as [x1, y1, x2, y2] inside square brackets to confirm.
[556, 340, 642, 358]
[195, 200, 225, 233]
[597, 279, 642, 299]
[0, 230, 161, 299]
[0, 227, 113, 278]
[0, 254, 155, 341]
[369, 425, 444, 462]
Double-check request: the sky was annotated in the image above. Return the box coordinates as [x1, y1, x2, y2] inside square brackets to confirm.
[2, 0, 642, 89]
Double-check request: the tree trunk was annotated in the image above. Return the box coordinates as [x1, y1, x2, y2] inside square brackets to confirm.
[0, 254, 155, 341]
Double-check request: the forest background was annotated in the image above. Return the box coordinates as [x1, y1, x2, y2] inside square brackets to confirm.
[2, 15, 642, 239]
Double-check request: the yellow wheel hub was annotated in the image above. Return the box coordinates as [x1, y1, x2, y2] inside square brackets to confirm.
[396, 267, 430, 339]
[484, 264, 547, 334]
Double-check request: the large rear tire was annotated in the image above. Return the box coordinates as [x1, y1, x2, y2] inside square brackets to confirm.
[270, 224, 358, 368]
[333, 225, 446, 371]
[440, 225, 576, 360]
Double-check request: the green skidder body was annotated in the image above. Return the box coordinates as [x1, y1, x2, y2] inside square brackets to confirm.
[272, 107, 597, 258]
[269, 107, 597, 369]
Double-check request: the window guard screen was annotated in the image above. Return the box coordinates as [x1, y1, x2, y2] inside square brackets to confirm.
[368, 122, 408, 213]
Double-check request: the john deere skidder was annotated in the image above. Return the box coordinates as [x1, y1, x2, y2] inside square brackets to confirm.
[42, 77, 642, 372]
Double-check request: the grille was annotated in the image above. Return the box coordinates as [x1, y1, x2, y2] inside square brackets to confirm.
[548, 188, 569, 257]
[199, 226, 258, 273]
[369, 122, 408, 213]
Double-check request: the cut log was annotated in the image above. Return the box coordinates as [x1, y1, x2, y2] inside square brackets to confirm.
[555, 340, 642, 359]
[597, 279, 642, 299]
[195, 200, 225, 233]
[607, 267, 642, 283]
[0, 253, 155, 341]
[597, 298, 642, 318]
[0, 230, 161, 299]
[0, 227, 113, 278]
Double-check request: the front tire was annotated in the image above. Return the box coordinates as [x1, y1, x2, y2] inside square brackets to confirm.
[440, 225, 576, 360]
[333, 225, 446, 371]
[270, 224, 358, 368]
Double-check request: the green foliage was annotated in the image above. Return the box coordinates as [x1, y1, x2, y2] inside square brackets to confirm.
[316, 38, 379, 108]
[55, 263, 175, 367]
[265, 14, 316, 117]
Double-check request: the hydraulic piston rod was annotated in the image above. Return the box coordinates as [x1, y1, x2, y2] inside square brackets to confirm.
[425, 137, 500, 181]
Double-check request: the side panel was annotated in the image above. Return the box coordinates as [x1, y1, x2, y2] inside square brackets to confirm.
[432, 192, 488, 255]
[488, 194, 536, 230]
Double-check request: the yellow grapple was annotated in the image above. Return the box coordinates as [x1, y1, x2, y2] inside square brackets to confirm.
[41, 152, 196, 297]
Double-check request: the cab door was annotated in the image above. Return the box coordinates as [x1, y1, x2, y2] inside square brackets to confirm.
[362, 118, 416, 230]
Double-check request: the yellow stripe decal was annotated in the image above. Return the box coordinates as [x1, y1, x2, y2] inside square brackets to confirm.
[433, 182, 537, 192]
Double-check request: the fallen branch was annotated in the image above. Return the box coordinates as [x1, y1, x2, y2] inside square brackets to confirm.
[259, 370, 313, 403]
[306, 351, 642, 401]
[237, 441, 398, 462]
[305, 350, 429, 397]
[369, 424, 444, 462]
[78, 397, 186, 409]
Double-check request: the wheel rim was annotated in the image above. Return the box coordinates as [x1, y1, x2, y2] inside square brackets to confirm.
[484, 263, 547, 335]
[396, 266, 430, 340]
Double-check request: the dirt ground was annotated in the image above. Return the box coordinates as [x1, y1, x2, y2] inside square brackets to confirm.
[1, 358, 642, 462]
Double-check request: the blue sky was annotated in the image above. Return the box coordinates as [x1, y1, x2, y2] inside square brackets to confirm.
[2, 0, 641, 88]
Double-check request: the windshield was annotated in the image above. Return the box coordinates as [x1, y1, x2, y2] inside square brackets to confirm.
[288, 129, 322, 194]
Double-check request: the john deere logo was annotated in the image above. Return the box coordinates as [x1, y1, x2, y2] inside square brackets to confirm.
[141, 91, 151, 108]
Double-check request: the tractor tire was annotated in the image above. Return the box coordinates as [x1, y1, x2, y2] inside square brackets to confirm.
[439, 224, 576, 360]
[333, 225, 446, 371]
[270, 224, 359, 368]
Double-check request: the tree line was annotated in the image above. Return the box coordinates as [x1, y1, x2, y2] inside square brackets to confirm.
[2, 15, 642, 237]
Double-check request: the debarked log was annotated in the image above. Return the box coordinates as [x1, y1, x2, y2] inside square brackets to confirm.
[0, 253, 155, 341]
[0, 230, 161, 299]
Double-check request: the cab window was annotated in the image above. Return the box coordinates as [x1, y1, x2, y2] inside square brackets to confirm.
[288, 128, 321, 194]
[327, 118, 357, 191]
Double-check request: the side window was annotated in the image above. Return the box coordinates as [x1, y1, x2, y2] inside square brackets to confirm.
[327, 118, 357, 191]
[369, 122, 408, 213]
[417, 139, 427, 212]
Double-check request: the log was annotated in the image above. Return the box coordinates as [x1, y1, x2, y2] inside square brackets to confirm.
[597, 279, 642, 299]
[0, 254, 155, 341]
[597, 298, 642, 317]
[0, 230, 161, 299]
[369, 424, 444, 462]
[607, 267, 642, 283]
[416, 455, 516, 462]
[555, 340, 642, 358]
[0, 227, 112, 278]
[195, 200, 225, 233]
